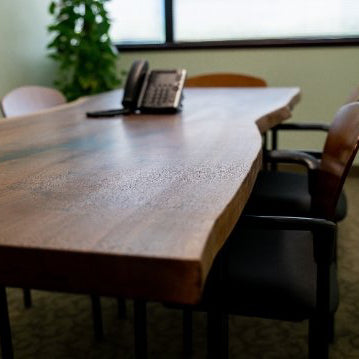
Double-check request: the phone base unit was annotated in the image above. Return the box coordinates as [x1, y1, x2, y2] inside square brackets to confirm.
[138, 69, 186, 114]
[86, 61, 186, 118]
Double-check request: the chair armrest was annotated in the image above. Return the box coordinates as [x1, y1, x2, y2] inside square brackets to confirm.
[238, 215, 337, 263]
[273, 123, 330, 132]
[265, 150, 320, 171]
[240, 214, 335, 233]
[269, 123, 329, 152]
[300, 150, 322, 159]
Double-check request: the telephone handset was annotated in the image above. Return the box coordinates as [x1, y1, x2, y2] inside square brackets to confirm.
[86, 60, 186, 117]
[122, 60, 149, 111]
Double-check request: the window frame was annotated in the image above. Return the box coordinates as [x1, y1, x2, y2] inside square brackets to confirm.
[114, 0, 359, 51]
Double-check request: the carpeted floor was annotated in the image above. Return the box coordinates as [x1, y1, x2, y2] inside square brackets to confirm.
[5, 176, 359, 358]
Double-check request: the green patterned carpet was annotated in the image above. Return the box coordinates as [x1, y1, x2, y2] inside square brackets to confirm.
[5, 177, 359, 358]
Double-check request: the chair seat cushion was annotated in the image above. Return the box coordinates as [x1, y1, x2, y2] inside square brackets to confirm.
[203, 227, 339, 322]
[244, 171, 347, 222]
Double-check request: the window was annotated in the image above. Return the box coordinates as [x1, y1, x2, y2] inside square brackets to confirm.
[108, 0, 359, 49]
[107, 0, 165, 44]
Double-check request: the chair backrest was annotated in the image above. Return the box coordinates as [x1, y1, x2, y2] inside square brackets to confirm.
[312, 102, 359, 220]
[345, 86, 359, 103]
[185, 73, 267, 88]
[1, 86, 66, 117]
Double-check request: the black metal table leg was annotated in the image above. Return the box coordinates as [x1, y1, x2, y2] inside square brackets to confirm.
[207, 305, 228, 359]
[183, 309, 193, 357]
[134, 300, 147, 359]
[90, 295, 104, 340]
[117, 298, 127, 319]
[22, 289, 32, 309]
[0, 286, 13, 359]
[207, 308, 228, 359]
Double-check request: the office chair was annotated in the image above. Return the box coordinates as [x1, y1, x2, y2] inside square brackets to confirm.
[182, 102, 359, 359]
[0, 86, 108, 341]
[269, 85, 359, 152]
[245, 86, 359, 221]
[1, 86, 66, 117]
[185, 72, 267, 88]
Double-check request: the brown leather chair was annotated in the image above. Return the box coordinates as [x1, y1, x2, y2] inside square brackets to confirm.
[1, 86, 66, 117]
[185, 72, 267, 88]
[184, 102, 359, 359]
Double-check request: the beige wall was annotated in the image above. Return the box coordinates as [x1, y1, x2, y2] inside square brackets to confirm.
[1, 1, 359, 156]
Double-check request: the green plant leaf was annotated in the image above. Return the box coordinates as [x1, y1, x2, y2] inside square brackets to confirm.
[49, 2, 57, 15]
[47, 0, 123, 100]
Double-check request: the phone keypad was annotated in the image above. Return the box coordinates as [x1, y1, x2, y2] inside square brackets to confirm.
[139, 69, 186, 113]
[144, 84, 177, 107]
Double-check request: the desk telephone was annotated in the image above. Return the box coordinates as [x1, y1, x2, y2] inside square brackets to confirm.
[87, 60, 186, 117]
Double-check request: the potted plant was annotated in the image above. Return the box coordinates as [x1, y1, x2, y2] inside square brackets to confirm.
[47, 0, 122, 100]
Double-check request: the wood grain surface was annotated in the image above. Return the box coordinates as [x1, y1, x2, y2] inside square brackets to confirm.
[0, 88, 300, 304]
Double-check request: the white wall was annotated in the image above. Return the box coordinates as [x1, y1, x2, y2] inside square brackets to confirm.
[0, 0, 56, 100]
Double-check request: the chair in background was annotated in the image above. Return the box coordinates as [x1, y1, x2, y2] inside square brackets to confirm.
[270, 84, 359, 152]
[1, 86, 66, 117]
[185, 102, 359, 359]
[185, 72, 267, 88]
[245, 86, 359, 221]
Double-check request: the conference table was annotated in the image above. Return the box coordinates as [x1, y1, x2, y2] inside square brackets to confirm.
[0, 87, 299, 354]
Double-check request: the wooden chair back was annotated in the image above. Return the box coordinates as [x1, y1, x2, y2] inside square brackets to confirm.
[185, 73, 267, 88]
[312, 102, 359, 219]
[1, 86, 66, 117]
